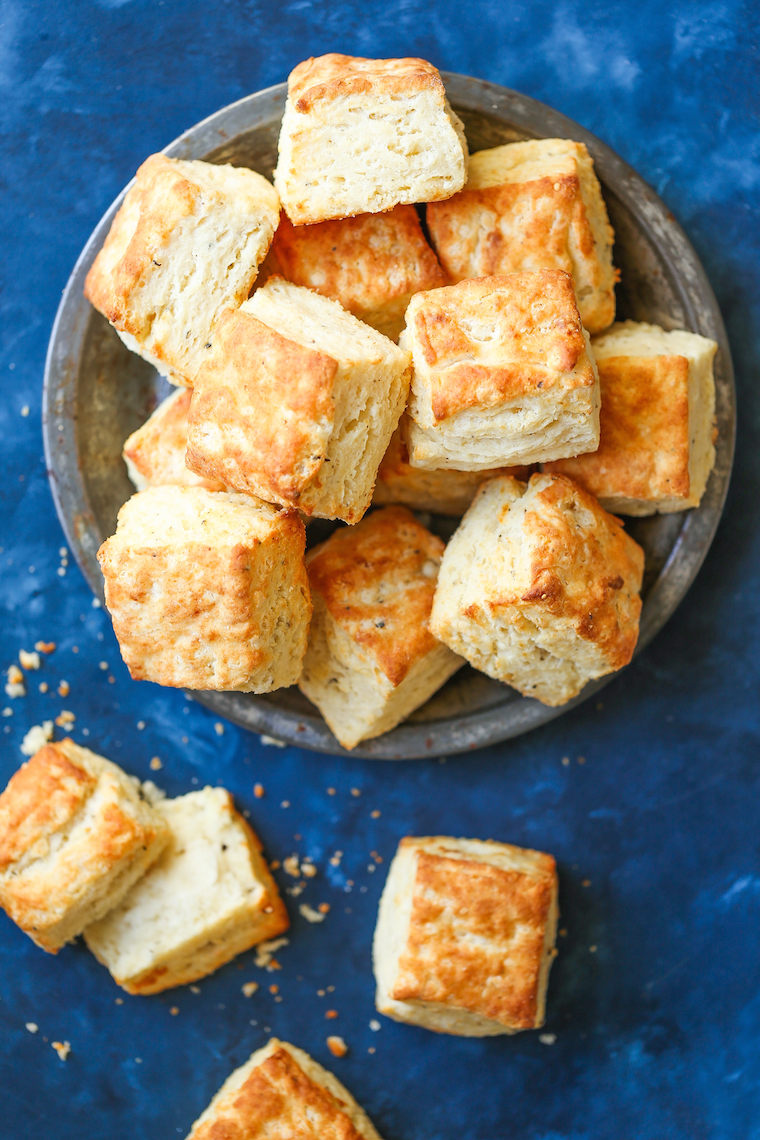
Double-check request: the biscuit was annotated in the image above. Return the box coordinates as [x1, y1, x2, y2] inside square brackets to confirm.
[0, 740, 168, 953]
[298, 507, 464, 750]
[427, 138, 616, 333]
[546, 320, 718, 514]
[97, 485, 311, 692]
[186, 1038, 382, 1140]
[85, 787, 289, 994]
[401, 271, 600, 470]
[84, 154, 280, 385]
[373, 835, 558, 1036]
[186, 278, 411, 524]
[274, 53, 468, 225]
[122, 388, 226, 492]
[270, 206, 447, 341]
[373, 424, 530, 515]
[429, 473, 644, 706]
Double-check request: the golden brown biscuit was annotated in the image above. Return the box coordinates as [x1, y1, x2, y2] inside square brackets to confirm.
[97, 486, 311, 692]
[122, 388, 226, 492]
[186, 1038, 383, 1139]
[270, 207, 446, 341]
[373, 424, 531, 515]
[186, 279, 411, 524]
[298, 507, 463, 750]
[401, 271, 600, 470]
[427, 138, 616, 333]
[274, 53, 467, 225]
[429, 472, 644, 706]
[0, 740, 168, 952]
[85, 787, 289, 994]
[546, 320, 718, 514]
[373, 836, 559, 1035]
[85, 154, 279, 385]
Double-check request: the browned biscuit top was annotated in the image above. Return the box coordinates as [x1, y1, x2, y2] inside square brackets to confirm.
[288, 53, 444, 112]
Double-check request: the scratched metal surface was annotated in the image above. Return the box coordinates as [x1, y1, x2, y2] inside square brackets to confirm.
[1, 2, 759, 1138]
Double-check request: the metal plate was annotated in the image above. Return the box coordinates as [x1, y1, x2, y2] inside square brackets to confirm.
[43, 75, 735, 760]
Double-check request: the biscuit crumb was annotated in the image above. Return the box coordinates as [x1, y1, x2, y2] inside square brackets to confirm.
[5, 683, 25, 698]
[55, 710, 75, 727]
[242, 982, 259, 997]
[582, 879, 591, 888]
[301, 862, 317, 878]
[269, 859, 280, 870]
[260, 734, 286, 747]
[115, 998, 123, 1005]
[254, 937, 289, 969]
[57, 680, 70, 698]
[21, 405, 29, 417]
[136, 720, 145, 730]
[371, 810, 381, 818]
[149, 756, 162, 770]
[214, 722, 225, 736]
[20, 721, 54, 756]
[1, 707, 12, 717]
[51, 1041, 70, 1061]
[589, 945, 598, 953]
[329, 851, 343, 867]
[325, 1009, 338, 1020]
[280, 800, 290, 808]
[39, 682, 48, 693]
[8, 666, 25, 686]
[350, 788, 361, 797]
[561, 756, 570, 766]
[99, 661, 108, 671]
[283, 854, 301, 877]
[577, 755, 586, 764]
[35, 641, 56, 654]
[368, 1046, 376, 1054]
[326, 1036, 348, 1057]
[170, 1007, 179, 1016]
[254, 783, 265, 798]
[559, 928, 568, 937]
[539, 1033, 556, 1045]
[25, 1022, 38, 1033]
[318, 902, 330, 914]
[326, 787, 336, 795]
[19, 650, 40, 671]
[299, 903, 325, 923]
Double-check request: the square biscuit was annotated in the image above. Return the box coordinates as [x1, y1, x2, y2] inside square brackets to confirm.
[298, 507, 464, 750]
[546, 320, 718, 515]
[186, 278, 411, 524]
[0, 740, 168, 953]
[373, 424, 531, 516]
[186, 1038, 382, 1140]
[97, 485, 311, 692]
[373, 836, 559, 1036]
[430, 473, 644, 706]
[84, 154, 280, 385]
[426, 138, 617, 333]
[270, 206, 447, 342]
[123, 388, 227, 492]
[401, 271, 600, 470]
[85, 787, 289, 995]
[274, 53, 468, 225]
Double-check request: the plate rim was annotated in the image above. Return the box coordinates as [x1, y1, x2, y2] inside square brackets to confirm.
[42, 73, 736, 760]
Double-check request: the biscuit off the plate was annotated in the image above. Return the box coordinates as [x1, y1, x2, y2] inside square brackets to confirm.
[97, 485, 311, 692]
[546, 320, 718, 515]
[426, 138, 617, 334]
[84, 154, 279, 385]
[401, 270, 600, 470]
[186, 277, 410, 524]
[430, 472, 645, 706]
[298, 506, 464, 750]
[269, 205, 447, 342]
[122, 387, 226, 492]
[185, 1038, 383, 1140]
[84, 787, 288, 995]
[373, 836, 559, 1036]
[0, 740, 168, 953]
[274, 53, 468, 225]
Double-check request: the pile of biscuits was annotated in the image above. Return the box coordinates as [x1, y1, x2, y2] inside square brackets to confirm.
[84, 51, 718, 753]
[0, 736, 558, 1137]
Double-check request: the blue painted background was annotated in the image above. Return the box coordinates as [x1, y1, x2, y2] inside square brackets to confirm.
[1, 2, 759, 1137]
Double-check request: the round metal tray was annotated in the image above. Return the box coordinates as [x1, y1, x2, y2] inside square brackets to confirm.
[43, 74, 735, 759]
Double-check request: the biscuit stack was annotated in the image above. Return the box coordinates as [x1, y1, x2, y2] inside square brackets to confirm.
[85, 52, 718, 749]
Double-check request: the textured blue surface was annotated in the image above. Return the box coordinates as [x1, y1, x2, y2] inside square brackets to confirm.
[1, 2, 759, 1137]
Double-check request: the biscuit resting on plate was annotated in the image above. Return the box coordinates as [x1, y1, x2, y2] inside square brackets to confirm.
[546, 320, 718, 515]
[401, 270, 600, 470]
[373, 423, 530, 516]
[426, 138, 617, 333]
[185, 1038, 382, 1139]
[269, 206, 447, 341]
[0, 739, 168, 952]
[123, 387, 226, 492]
[373, 835, 558, 1035]
[85, 786, 289, 994]
[299, 506, 464, 749]
[274, 53, 468, 224]
[97, 485, 311, 692]
[430, 472, 644, 706]
[84, 154, 279, 385]
[186, 278, 410, 524]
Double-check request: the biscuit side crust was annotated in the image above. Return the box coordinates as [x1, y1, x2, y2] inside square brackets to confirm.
[122, 387, 227, 492]
[0, 740, 169, 952]
[186, 1038, 383, 1140]
[84, 787, 289, 994]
